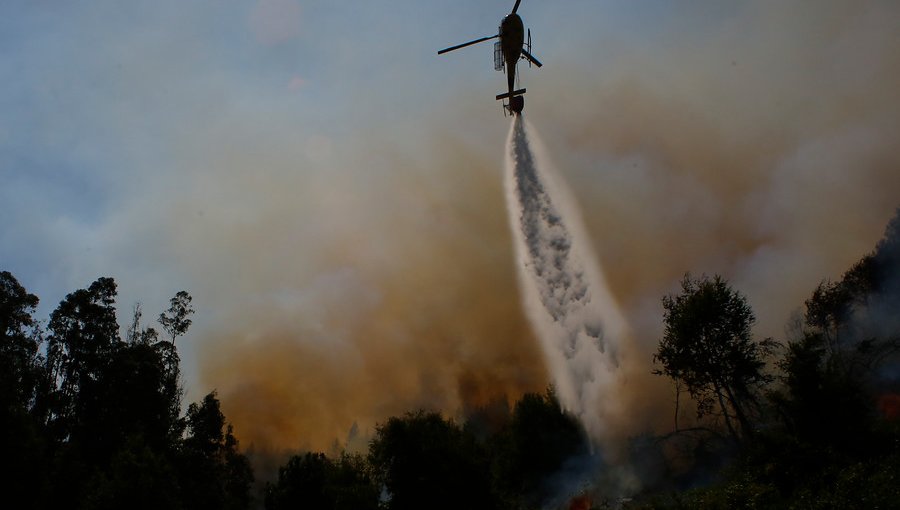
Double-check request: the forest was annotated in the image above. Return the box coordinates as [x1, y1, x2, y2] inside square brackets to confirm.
[2, 209, 898, 510]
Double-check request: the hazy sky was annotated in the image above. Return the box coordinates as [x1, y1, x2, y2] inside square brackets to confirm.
[3, 0, 899, 453]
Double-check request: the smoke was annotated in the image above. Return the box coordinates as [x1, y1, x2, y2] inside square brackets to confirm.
[5, 0, 899, 488]
[186, 0, 900, 465]
[196, 133, 549, 453]
[504, 116, 627, 446]
[832, 209, 900, 385]
[864, 212, 900, 343]
[531, 1, 900, 343]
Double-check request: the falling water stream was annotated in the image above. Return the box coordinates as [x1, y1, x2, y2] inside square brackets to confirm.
[504, 115, 626, 444]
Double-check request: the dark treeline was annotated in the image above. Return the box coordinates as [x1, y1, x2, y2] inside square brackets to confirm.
[634, 209, 900, 509]
[1, 276, 252, 509]
[3, 209, 899, 510]
[264, 391, 589, 510]
[0, 270, 591, 510]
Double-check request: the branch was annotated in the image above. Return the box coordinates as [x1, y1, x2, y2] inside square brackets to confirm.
[654, 426, 727, 444]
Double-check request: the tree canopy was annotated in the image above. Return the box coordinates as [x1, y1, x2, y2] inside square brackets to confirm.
[654, 274, 776, 441]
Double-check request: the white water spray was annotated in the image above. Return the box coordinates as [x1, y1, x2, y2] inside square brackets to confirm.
[504, 116, 627, 444]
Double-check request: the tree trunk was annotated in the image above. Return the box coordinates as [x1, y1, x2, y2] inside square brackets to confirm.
[714, 384, 740, 443]
[722, 382, 754, 439]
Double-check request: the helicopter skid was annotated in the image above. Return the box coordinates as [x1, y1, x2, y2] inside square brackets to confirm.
[496, 88, 526, 100]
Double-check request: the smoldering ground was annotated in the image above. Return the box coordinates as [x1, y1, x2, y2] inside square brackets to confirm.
[181, 0, 900, 475]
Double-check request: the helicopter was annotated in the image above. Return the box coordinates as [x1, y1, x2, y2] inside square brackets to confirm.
[438, 0, 542, 115]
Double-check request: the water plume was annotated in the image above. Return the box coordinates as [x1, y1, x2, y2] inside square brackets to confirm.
[504, 116, 628, 445]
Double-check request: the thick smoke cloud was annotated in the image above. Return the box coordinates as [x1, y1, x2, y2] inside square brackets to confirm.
[188, 0, 900, 458]
[191, 128, 548, 453]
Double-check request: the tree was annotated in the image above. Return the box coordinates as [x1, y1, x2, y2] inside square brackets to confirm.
[126, 303, 160, 346]
[803, 208, 900, 372]
[45, 277, 121, 442]
[0, 270, 42, 412]
[772, 210, 900, 454]
[37, 277, 198, 508]
[264, 452, 378, 510]
[326, 453, 380, 510]
[489, 388, 589, 509]
[178, 392, 253, 510]
[653, 274, 776, 441]
[0, 273, 260, 509]
[125, 302, 183, 443]
[265, 452, 332, 510]
[158, 291, 194, 345]
[369, 411, 496, 510]
[0, 271, 47, 510]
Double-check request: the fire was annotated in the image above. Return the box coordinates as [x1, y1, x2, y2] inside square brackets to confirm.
[568, 494, 592, 510]
[877, 393, 900, 421]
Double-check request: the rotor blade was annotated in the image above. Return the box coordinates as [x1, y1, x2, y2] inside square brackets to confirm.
[512, 0, 522, 14]
[438, 35, 498, 55]
[521, 49, 543, 67]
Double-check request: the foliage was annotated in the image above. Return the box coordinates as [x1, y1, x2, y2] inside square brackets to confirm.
[0, 273, 253, 509]
[369, 410, 497, 510]
[0, 271, 47, 510]
[637, 210, 900, 508]
[264, 452, 378, 510]
[158, 290, 194, 344]
[0, 271, 42, 408]
[490, 388, 591, 508]
[769, 208, 900, 456]
[179, 392, 255, 510]
[654, 274, 777, 441]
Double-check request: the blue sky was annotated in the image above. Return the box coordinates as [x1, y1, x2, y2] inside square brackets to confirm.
[3, 0, 900, 451]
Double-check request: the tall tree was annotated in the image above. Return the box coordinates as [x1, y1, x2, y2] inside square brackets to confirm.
[158, 291, 194, 345]
[0, 270, 42, 412]
[654, 274, 776, 441]
[126, 301, 183, 441]
[45, 277, 121, 440]
[0, 271, 47, 510]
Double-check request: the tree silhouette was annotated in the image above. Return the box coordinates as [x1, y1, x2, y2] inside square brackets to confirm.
[264, 452, 378, 510]
[45, 277, 121, 442]
[654, 274, 776, 441]
[489, 388, 589, 508]
[126, 303, 160, 346]
[158, 291, 194, 345]
[0, 272, 47, 510]
[0, 272, 259, 509]
[179, 392, 254, 510]
[369, 411, 496, 510]
[773, 209, 900, 454]
[1, 271, 42, 412]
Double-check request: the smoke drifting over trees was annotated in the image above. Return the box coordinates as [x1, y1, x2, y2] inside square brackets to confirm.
[173, 1, 900, 458]
[3, 209, 899, 506]
[4, 0, 900, 507]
